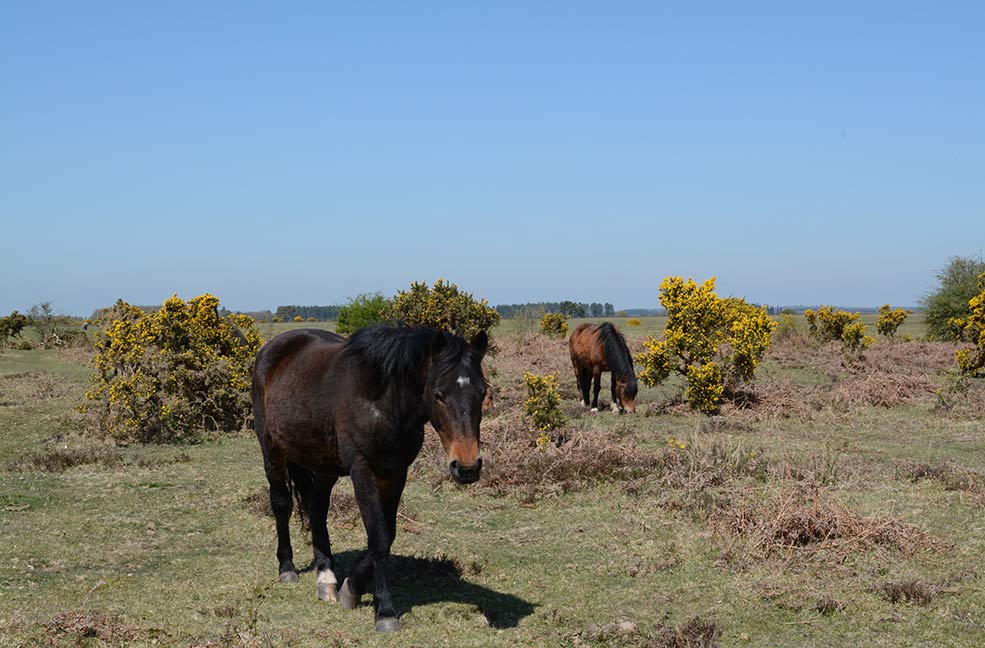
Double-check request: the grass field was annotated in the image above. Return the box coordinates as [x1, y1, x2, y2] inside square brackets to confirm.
[1, 316, 983, 647]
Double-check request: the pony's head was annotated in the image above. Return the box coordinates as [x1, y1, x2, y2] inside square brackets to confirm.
[425, 330, 488, 484]
[615, 376, 638, 413]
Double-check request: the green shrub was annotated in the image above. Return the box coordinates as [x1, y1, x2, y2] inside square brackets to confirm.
[79, 294, 262, 444]
[922, 256, 985, 341]
[385, 279, 500, 341]
[877, 304, 910, 338]
[336, 292, 390, 335]
[774, 313, 800, 342]
[539, 312, 568, 338]
[523, 372, 564, 449]
[635, 276, 776, 414]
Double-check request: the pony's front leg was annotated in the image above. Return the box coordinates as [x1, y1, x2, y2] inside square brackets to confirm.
[344, 462, 403, 632]
[591, 369, 602, 412]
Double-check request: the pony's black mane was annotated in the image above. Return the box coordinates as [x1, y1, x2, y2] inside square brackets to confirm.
[343, 324, 474, 383]
[598, 323, 637, 392]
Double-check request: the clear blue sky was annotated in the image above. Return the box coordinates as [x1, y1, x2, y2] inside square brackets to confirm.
[2, 2, 983, 316]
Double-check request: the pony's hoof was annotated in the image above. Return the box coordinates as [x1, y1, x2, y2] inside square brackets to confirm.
[317, 581, 337, 602]
[338, 578, 360, 610]
[590, 407, 599, 413]
[610, 402, 620, 413]
[278, 571, 299, 584]
[579, 400, 586, 407]
[375, 617, 401, 633]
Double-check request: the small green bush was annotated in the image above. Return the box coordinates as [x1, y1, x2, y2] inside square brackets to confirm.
[523, 372, 564, 449]
[336, 292, 390, 335]
[80, 294, 262, 444]
[539, 312, 568, 338]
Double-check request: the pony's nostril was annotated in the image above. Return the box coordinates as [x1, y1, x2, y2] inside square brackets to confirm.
[475, 457, 483, 470]
[449, 460, 460, 472]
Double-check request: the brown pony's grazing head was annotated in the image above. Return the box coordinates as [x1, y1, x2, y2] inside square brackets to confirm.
[425, 330, 488, 484]
[614, 376, 638, 413]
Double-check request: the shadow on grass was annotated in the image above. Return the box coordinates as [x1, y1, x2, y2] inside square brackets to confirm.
[331, 550, 536, 629]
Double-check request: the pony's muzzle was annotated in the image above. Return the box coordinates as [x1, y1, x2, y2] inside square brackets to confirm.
[449, 457, 482, 484]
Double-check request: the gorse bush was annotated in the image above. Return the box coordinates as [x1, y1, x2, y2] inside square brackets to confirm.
[953, 273, 985, 376]
[293, 316, 303, 323]
[522, 372, 564, 449]
[627, 318, 642, 327]
[385, 279, 500, 341]
[877, 304, 910, 338]
[635, 276, 776, 413]
[0, 311, 29, 348]
[539, 312, 568, 338]
[336, 292, 390, 335]
[804, 306, 874, 354]
[80, 294, 262, 444]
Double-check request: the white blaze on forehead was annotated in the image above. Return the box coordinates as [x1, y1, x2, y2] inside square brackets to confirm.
[457, 375, 471, 387]
[369, 404, 382, 419]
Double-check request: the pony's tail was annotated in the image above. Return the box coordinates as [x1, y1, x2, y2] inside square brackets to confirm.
[286, 462, 313, 530]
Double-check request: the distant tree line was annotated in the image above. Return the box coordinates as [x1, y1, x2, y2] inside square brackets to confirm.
[494, 302, 615, 318]
[274, 304, 343, 321]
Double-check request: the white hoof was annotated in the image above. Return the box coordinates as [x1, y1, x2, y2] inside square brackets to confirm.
[580, 399, 586, 407]
[590, 407, 599, 413]
[610, 402, 620, 413]
[316, 569, 338, 602]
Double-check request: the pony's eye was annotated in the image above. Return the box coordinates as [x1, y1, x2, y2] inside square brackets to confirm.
[433, 390, 445, 403]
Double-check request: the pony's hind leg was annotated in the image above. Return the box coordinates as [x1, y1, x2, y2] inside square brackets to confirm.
[309, 474, 339, 602]
[270, 487, 299, 582]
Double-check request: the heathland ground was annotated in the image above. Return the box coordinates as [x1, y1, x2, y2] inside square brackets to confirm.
[1, 314, 983, 647]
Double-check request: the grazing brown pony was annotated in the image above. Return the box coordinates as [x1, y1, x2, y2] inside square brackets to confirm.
[252, 324, 488, 632]
[568, 322, 638, 413]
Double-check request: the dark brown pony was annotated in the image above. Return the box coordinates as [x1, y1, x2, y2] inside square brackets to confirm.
[252, 324, 488, 632]
[568, 322, 638, 413]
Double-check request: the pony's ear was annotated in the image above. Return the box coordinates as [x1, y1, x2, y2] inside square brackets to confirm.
[469, 330, 488, 358]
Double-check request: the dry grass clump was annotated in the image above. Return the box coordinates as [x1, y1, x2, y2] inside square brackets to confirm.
[478, 420, 660, 501]
[715, 488, 939, 561]
[898, 461, 985, 505]
[828, 371, 938, 409]
[578, 616, 721, 648]
[7, 443, 190, 473]
[45, 610, 146, 643]
[875, 580, 937, 606]
[488, 334, 575, 404]
[649, 616, 722, 648]
[746, 338, 964, 419]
